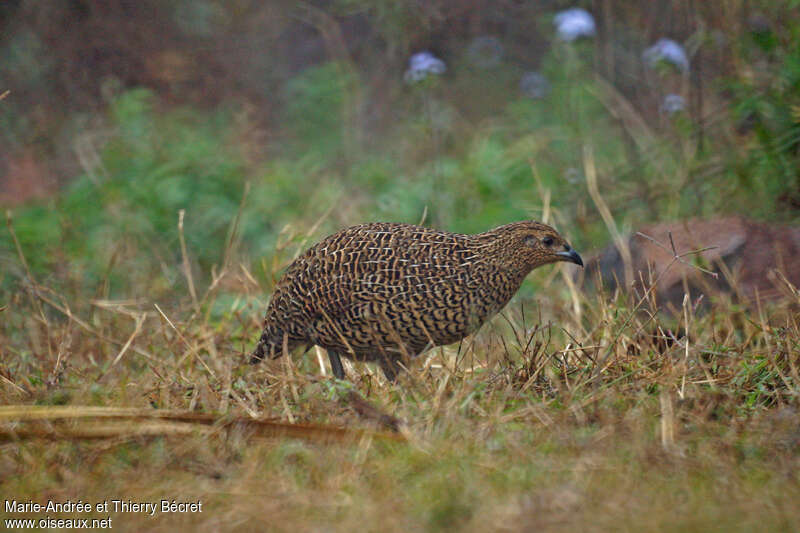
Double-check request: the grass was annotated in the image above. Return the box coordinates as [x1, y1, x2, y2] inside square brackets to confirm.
[1, 214, 798, 531]
[2, 3, 800, 530]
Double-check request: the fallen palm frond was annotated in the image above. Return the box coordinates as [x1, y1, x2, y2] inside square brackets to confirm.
[0, 405, 406, 444]
[342, 390, 403, 432]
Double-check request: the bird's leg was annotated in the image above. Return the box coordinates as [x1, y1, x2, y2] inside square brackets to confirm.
[249, 330, 271, 364]
[327, 350, 346, 380]
[378, 355, 403, 383]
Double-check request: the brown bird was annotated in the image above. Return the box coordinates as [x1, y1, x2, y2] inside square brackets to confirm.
[251, 221, 583, 381]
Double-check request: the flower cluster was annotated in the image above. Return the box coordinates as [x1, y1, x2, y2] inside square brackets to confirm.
[403, 7, 690, 114]
[404, 51, 446, 84]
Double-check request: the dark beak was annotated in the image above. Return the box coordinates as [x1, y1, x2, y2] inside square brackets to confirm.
[556, 246, 583, 267]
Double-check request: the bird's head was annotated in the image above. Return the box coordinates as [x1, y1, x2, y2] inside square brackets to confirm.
[480, 221, 583, 274]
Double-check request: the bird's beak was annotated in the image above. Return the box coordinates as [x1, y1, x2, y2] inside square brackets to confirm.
[556, 246, 583, 267]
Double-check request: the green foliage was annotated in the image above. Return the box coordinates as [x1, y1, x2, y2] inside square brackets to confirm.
[283, 62, 354, 158]
[1, 45, 617, 298]
[3, 3, 800, 307]
[728, 13, 800, 215]
[3, 89, 248, 296]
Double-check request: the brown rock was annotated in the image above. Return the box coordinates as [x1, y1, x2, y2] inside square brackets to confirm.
[581, 216, 800, 311]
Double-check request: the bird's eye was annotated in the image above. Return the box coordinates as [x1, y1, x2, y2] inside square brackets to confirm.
[542, 236, 554, 246]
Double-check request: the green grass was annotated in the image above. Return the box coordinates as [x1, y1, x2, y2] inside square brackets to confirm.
[1, 227, 798, 531]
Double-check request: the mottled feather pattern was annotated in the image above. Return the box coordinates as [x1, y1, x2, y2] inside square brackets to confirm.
[251, 221, 582, 377]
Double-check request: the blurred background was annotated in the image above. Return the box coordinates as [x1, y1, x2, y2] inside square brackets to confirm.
[1, 0, 799, 303]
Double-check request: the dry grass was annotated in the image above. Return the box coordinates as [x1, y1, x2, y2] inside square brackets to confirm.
[1, 220, 799, 532]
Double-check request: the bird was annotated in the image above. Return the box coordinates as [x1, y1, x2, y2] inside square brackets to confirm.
[250, 221, 583, 381]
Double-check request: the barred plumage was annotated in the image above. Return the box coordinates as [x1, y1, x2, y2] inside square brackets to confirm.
[251, 221, 583, 381]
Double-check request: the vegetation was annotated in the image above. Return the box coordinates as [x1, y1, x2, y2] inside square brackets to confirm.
[1, 1, 799, 531]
